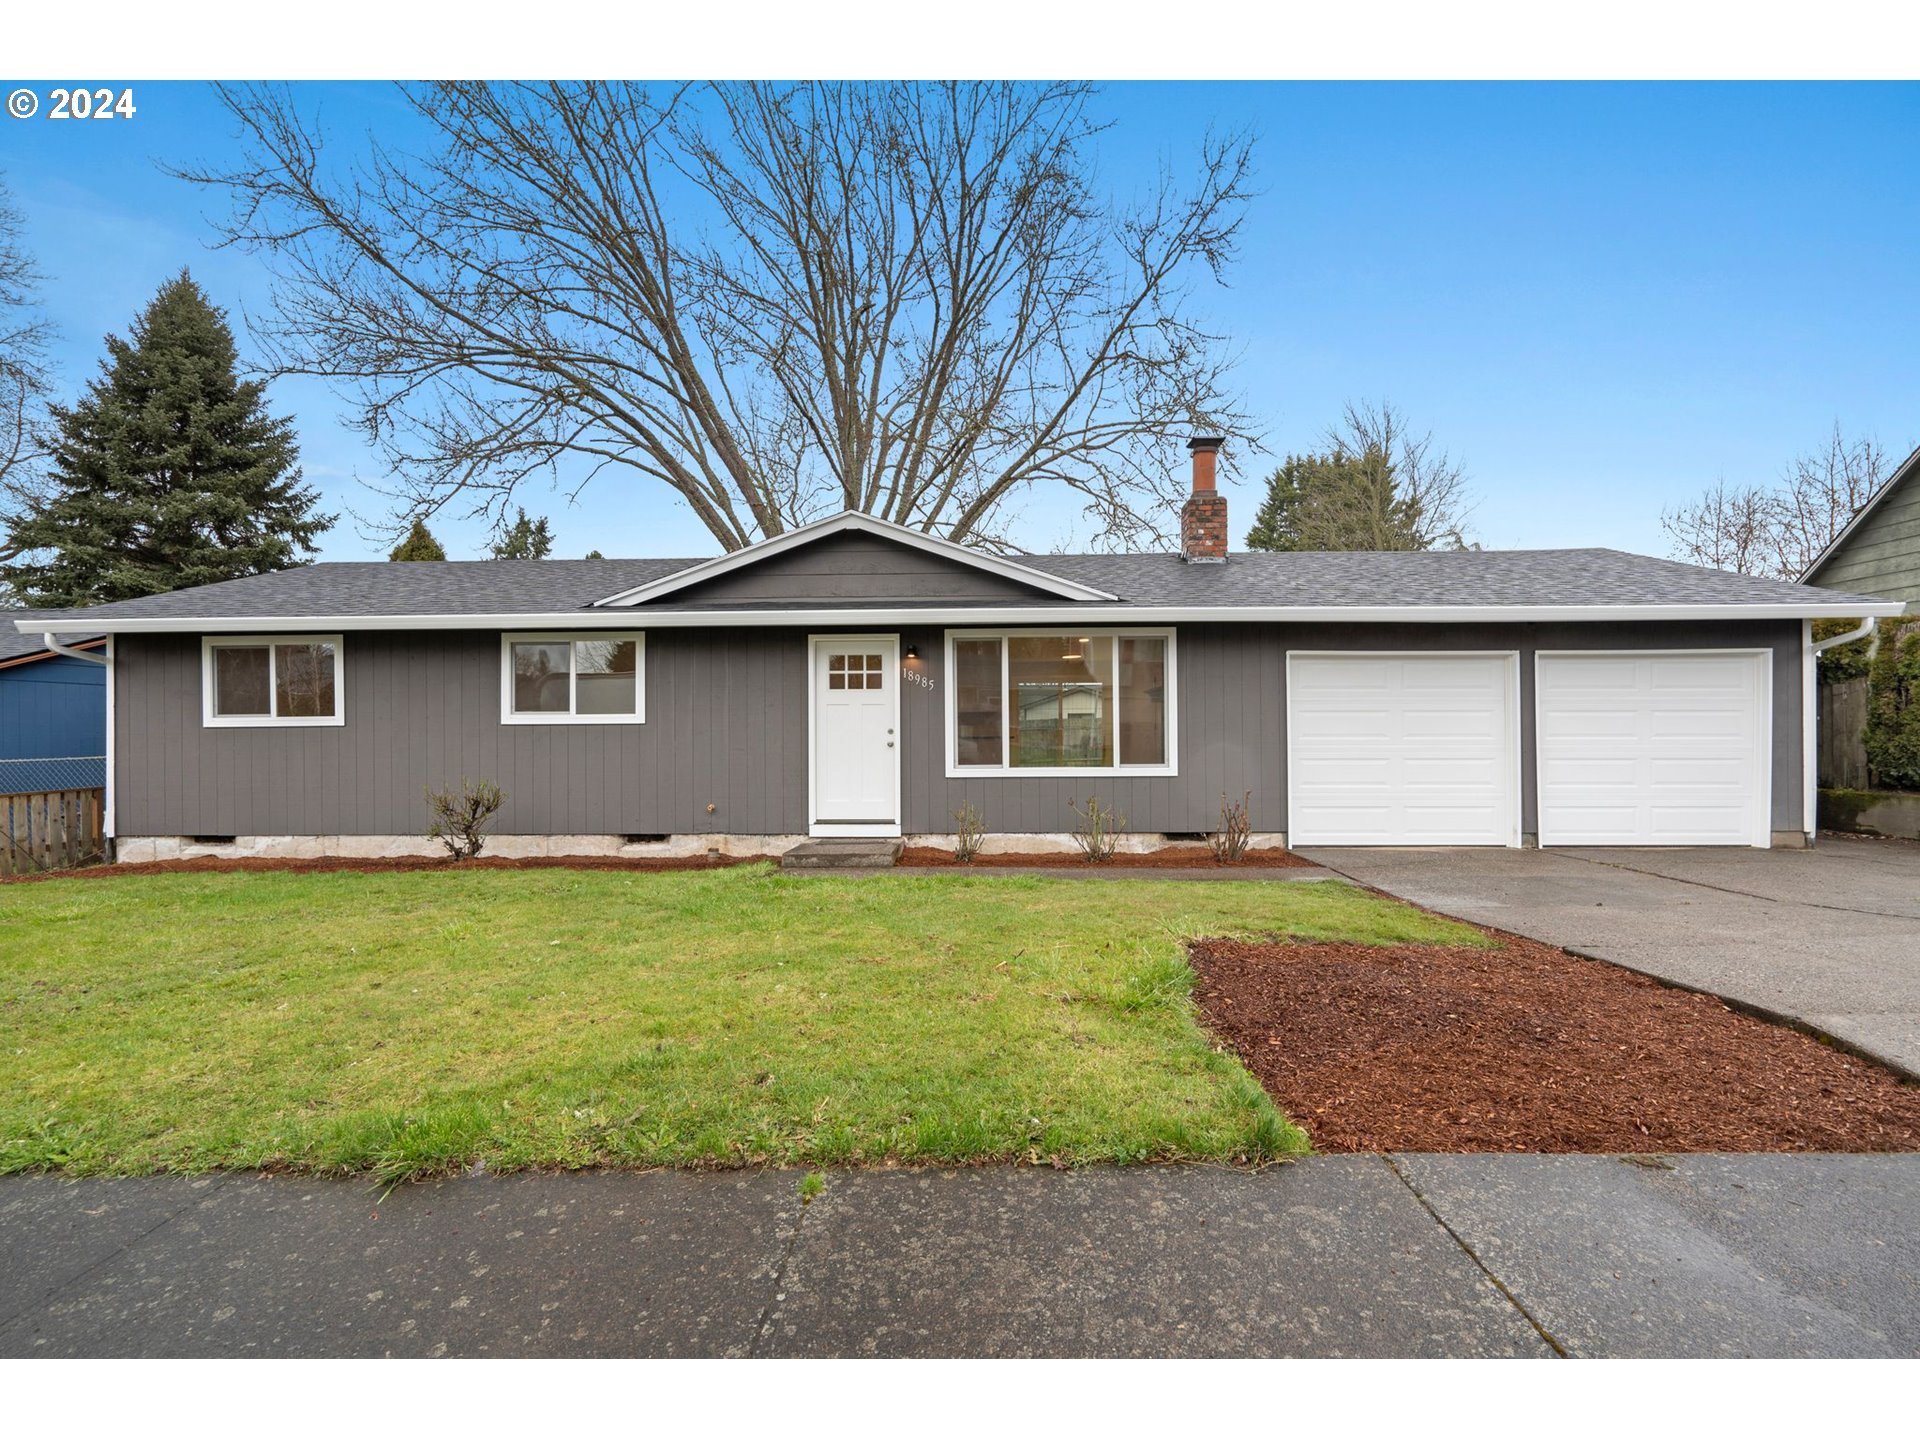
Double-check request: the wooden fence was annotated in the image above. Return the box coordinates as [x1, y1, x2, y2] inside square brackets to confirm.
[1819, 676, 1871, 790]
[0, 787, 105, 876]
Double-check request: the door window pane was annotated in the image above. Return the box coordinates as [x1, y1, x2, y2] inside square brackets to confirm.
[213, 646, 271, 716]
[953, 638, 1003, 766]
[1116, 635, 1167, 766]
[274, 642, 337, 718]
[575, 638, 638, 714]
[1008, 635, 1112, 768]
[511, 641, 571, 713]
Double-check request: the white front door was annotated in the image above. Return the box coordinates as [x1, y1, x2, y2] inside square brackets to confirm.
[1287, 652, 1521, 846]
[1535, 651, 1771, 847]
[810, 635, 901, 836]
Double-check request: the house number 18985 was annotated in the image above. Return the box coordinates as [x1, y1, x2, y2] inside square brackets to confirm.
[901, 667, 935, 690]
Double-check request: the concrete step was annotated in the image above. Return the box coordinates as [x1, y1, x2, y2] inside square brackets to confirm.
[780, 838, 903, 870]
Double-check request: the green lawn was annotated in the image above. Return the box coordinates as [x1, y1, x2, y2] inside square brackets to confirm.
[0, 865, 1479, 1179]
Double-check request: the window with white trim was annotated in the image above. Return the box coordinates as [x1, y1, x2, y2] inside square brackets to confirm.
[946, 630, 1174, 775]
[501, 633, 645, 723]
[201, 636, 344, 727]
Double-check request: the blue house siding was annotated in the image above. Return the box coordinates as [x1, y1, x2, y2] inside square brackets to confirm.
[0, 652, 107, 794]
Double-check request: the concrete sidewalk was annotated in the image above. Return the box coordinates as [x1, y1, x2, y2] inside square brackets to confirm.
[4, 1157, 1915, 1357]
[1300, 836, 1920, 1078]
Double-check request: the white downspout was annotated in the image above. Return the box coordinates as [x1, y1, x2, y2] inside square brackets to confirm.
[1811, 616, 1879, 654]
[1804, 616, 1880, 846]
[40, 632, 113, 858]
[103, 635, 115, 852]
[41, 633, 107, 665]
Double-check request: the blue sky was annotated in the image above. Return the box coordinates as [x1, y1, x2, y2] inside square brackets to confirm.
[1, 80, 1914, 561]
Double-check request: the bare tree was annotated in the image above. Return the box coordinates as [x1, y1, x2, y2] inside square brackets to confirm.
[0, 174, 54, 552]
[1660, 479, 1782, 577]
[1244, 400, 1472, 553]
[183, 82, 1256, 552]
[1776, 423, 1889, 576]
[1661, 424, 1893, 579]
[1327, 400, 1472, 550]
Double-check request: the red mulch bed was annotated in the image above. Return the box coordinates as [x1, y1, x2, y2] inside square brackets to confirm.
[1, 853, 776, 884]
[898, 845, 1314, 869]
[1189, 932, 1920, 1154]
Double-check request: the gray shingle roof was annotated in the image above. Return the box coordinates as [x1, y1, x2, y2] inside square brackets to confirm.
[7, 547, 1893, 627]
[1021, 549, 1886, 609]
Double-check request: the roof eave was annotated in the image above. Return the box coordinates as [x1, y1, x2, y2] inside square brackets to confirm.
[23, 599, 1907, 636]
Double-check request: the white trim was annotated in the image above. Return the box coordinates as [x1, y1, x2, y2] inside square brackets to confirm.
[807, 633, 902, 838]
[1799, 441, 1920, 583]
[593, 511, 1118, 606]
[499, 632, 646, 725]
[104, 635, 116, 841]
[1533, 648, 1773, 850]
[942, 627, 1179, 779]
[200, 634, 346, 728]
[1284, 650, 1523, 849]
[1802, 618, 1817, 840]
[31, 598, 1906, 637]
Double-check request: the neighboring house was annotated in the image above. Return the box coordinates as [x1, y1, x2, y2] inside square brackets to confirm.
[1801, 442, 1920, 605]
[12, 439, 1903, 860]
[0, 628, 107, 795]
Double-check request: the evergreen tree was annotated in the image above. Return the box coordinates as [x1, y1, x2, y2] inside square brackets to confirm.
[583, 549, 605, 560]
[389, 517, 447, 561]
[1245, 402, 1469, 553]
[3, 270, 330, 606]
[490, 507, 553, 559]
[1244, 446, 1427, 552]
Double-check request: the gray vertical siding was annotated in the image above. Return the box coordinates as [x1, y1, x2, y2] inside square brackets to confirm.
[116, 630, 811, 837]
[114, 618, 1804, 839]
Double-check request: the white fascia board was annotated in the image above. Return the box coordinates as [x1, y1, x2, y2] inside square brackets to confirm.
[23, 598, 1910, 636]
[590, 511, 1119, 606]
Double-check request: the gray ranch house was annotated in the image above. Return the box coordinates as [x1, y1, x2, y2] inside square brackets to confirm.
[15, 440, 1904, 861]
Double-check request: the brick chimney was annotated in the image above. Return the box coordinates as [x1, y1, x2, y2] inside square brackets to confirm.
[1180, 436, 1228, 562]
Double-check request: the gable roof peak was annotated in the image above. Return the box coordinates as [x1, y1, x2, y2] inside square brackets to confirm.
[1801, 440, 1920, 583]
[592, 510, 1118, 607]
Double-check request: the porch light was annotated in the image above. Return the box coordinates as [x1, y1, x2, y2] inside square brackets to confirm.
[904, 643, 919, 661]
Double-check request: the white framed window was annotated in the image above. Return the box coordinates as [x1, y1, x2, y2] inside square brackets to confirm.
[945, 629, 1176, 777]
[201, 635, 345, 728]
[501, 633, 645, 724]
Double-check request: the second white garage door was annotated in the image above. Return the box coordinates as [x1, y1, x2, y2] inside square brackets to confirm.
[1287, 653, 1520, 846]
[1535, 651, 1771, 847]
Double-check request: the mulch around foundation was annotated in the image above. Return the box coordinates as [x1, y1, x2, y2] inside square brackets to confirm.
[0, 853, 777, 884]
[898, 845, 1314, 869]
[1188, 932, 1920, 1154]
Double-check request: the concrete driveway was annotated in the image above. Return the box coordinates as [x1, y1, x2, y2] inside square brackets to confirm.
[1299, 834, 1920, 1078]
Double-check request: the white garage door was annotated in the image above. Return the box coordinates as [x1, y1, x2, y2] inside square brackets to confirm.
[1535, 651, 1770, 847]
[1288, 654, 1519, 846]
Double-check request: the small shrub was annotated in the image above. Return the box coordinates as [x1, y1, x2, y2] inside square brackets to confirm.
[1865, 619, 1920, 791]
[953, 801, 986, 863]
[1209, 790, 1253, 864]
[425, 778, 506, 860]
[1068, 795, 1127, 863]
